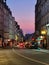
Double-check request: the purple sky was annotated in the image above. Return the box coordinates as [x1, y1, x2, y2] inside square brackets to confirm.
[7, 0, 37, 34]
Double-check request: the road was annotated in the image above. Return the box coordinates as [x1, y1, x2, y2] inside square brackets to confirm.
[0, 49, 49, 65]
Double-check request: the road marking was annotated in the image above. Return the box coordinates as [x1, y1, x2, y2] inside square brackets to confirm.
[13, 49, 49, 65]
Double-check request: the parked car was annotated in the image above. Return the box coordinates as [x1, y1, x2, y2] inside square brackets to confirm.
[25, 43, 30, 48]
[25, 42, 32, 49]
[16, 42, 25, 49]
[30, 42, 38, 49]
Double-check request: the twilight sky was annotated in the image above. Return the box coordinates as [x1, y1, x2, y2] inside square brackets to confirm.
[7, 0, 37, 34]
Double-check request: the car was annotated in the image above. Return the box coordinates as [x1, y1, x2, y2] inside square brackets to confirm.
[25, 43, 30, 48]
[25, 42, 32, 49]
[16, 42, 25, 49]
[30, 42, 38, 49]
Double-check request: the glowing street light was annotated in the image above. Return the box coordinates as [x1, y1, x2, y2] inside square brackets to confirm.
[40, 36, 43, 39]
[41, 29, 47, 35]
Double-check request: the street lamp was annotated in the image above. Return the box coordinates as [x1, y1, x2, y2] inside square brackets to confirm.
[41, 29, 47, 35]
[40, 36, 43, 39]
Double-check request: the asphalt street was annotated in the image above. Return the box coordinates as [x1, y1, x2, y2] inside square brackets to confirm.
[0, 49, 49, 65]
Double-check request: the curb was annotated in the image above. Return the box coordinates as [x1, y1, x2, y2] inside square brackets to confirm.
[35, 49, 49, 53]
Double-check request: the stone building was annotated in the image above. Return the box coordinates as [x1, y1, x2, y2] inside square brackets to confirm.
[35, 0, 41, 34]
[35, 0, 49, 49]
[15, 22, 24, 42]
[0, 0, 24, 45]
[0, 0, 16, 42]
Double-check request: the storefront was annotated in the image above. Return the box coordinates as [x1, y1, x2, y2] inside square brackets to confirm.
[40, 29, 47, 49]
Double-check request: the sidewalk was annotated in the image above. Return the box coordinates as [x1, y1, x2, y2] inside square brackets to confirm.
[35, 48, 49, 53]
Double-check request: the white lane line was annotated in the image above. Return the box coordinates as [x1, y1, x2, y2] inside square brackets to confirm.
[12, 49, 49, 65]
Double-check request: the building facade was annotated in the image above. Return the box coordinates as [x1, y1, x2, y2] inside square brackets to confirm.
[0, 0, 24, 44]
[15, 22, 24, 42]
[35, 0, 49, 49]
[1, 1, 15, 41]
[35, 0, 41, 34]
[0, 0, 16, 40]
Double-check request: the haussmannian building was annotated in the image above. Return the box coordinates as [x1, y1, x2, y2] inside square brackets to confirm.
[0, 0, 24, 43]
[15, 22, 24, 42]
[35, 0, 49, 49]
[35, 0, 41, 35]
[0, 0, 15, 41]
